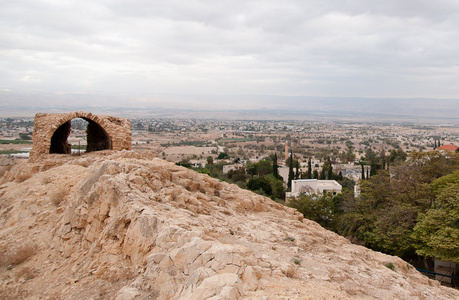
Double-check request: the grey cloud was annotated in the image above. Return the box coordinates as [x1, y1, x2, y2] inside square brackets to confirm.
[2, 0, 459, 102]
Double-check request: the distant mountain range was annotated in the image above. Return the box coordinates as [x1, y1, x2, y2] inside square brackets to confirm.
[1, 91, 459, 123]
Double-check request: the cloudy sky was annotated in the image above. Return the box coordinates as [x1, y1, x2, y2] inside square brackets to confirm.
[2, 0, 459, 109]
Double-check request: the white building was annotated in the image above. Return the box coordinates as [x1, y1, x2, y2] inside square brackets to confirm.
[286, 179, 342, 199]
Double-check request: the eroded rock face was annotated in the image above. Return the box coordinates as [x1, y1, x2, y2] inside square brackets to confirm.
[0, 151, 458, 299]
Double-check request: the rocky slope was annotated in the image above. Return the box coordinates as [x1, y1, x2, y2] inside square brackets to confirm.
[0, 150, 457, 299]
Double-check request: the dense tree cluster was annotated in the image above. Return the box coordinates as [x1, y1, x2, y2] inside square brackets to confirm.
[190, 153, 286, 200]
[246, 155, 285, 199]
[289, 150, 459, 263]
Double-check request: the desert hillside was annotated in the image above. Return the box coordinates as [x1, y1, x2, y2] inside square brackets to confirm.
[0, 150, 457, 299]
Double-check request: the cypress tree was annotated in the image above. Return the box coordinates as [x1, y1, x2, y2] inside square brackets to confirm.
[370, 163, 375, 177]
[288, 150, 294, 191]
[313, 170, 319, 179]
[272, 153, 279, 179]
[307, 157, 312, 179]
[319, 169, 325, 180]
[327, 163, 333, 180]
[361, 163, 365, 180]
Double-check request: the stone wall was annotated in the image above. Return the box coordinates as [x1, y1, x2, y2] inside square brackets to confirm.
[30, 111, 131, 161]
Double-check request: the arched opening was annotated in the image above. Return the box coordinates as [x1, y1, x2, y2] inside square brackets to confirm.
[49, 120, 72, 154]
[86, 119, 111, 152]
[49, 118, 111, 154]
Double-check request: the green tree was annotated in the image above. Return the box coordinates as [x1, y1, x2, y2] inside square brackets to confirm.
[272, 153, 279, 179]
[365, 148, 377, 164]
[207, 156, 214, 165]
[307, 157, 312, 179]
[337, 171, 343, 181]
[327, 163, 333, 180]
[19, 133, 32, 141]
[388, 148, 407, 165]
[370, 163, 378, 177]
[340, 169, 429, 257]
[264, 174, 285, 200]
[196, 162, 225, 180]
[247, 162, 257, 178]
[135, 122, 144, 130]
[412, 173, 459, 262]
[319, 169, 325, 180]
[340, 149, 356, 163]
[247, 177, 272, 196]
[227, 167, 247, 183]
[288, 194, 336, 229]
[313, 170, 319, 179]
[371, 204, 419, 256]
[255, 160, 272, 177]
[176, 159, 192, 169]
[217, 152, 230, 159]
[285, 156, 300, 169]
[345, 140, 354, 149]
[287, 150, 294, 191]
[409, 151, 459, 181]
[412, 209, 459, 263]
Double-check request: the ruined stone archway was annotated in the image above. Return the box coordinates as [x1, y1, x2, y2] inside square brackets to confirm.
[49, 118, 112, 154]
[30, 111, 131, 161]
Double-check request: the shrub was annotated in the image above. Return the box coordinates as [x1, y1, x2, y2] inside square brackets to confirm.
[384, 262, 395, 271]
[292, 258, 302, 265]
[217, 152, 230, 159]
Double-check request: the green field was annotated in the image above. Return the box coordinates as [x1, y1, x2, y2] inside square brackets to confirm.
[220, 138, 256, 142]
[0, 150, 27, 155]
[0, 140, 32, 144]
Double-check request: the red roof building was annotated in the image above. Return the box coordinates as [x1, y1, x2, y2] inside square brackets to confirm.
[436, 143, 459, 151]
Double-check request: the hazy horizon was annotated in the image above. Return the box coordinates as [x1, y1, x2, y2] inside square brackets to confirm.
[3, 1, 459, 113]
[2, 92, 459, 124]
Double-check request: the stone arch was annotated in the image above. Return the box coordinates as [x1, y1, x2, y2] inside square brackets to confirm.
[30, 111, 131, 161]
[49, 117, 111, 154]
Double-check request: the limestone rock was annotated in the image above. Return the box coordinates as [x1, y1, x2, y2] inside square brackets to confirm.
[0, 150, 457, 299]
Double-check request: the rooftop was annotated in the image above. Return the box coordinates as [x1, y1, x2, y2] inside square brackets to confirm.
[436, 143, 458, 151]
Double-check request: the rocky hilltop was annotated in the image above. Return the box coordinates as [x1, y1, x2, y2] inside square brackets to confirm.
[0, 151, 457, 299]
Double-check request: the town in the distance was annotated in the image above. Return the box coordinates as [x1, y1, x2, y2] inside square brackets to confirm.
[2, 116, 458, 190]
